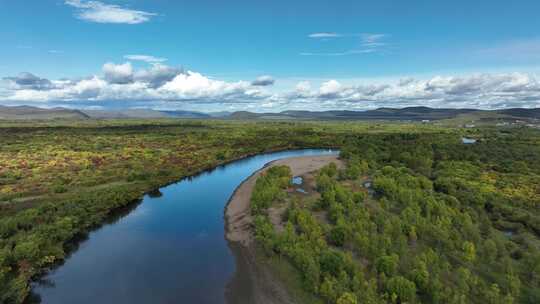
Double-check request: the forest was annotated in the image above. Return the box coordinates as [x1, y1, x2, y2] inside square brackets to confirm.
[252, 128, 540, 303]
[1, 118, 537, 303]
[0, 119, 446, 303]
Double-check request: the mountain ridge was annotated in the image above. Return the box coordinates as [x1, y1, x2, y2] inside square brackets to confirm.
[229, 107, 540, 121]
[0, 105, 539, 121]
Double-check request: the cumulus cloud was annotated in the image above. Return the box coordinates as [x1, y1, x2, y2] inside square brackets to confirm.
[398, 77, 415, 87]
[3, 76, 108, 102]
[1, 65, 539, 111]
[3, 72, 54, 90]
[65, 0, 156, 24]
[159, 72, 260, 101]
[296, 81, 311, 92]
[277, 74, 539, 110]
[298, 73, 540, 109]
[124, 54, 167, 63]
[103, 62, 134, 84]
[102, 62, 184, 88]
[251, 75, 275, 86]
[134, 64, 184, 88]
[319, 80, 343, 97]
[0, 62, 266, 105]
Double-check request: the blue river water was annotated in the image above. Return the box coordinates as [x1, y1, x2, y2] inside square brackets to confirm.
[30, 149, 338, 304]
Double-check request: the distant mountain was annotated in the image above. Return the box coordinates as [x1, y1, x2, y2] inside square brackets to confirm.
[81, 109, 168, 119]
[1, 105, 539, 122]
[159, 110, 211, 118]
[497, 108, 540, 119]
[0, 106, 213, 120]
[83, 109, 211, 119]
[0, 105, 89, 120]
[229, 107, 540, 121]
[207, 111, 232, 118]
[228, 111, 263, 119]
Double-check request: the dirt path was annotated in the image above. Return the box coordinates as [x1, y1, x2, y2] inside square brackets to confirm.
[224, 155, 342, 304]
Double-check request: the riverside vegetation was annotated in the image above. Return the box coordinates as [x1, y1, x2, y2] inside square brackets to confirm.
[0, 119, 443, 303]
[252, 128, 540, 303]
[0, 119, 536, 303]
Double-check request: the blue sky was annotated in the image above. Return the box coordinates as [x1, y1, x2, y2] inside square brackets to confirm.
[1, 0, 540, 111]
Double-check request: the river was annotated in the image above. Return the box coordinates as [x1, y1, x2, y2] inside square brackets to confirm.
[29, 149, 338, 304]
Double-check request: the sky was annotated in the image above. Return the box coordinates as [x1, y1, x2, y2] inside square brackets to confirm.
[1, 0, 540, 112]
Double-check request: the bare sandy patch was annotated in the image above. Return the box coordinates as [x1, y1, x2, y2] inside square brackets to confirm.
[225, 155, 342, 245]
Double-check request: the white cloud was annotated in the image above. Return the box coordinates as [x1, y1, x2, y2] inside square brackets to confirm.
[308, 32, 386, 42]
[296, 81, 311, 92]
[159, 71, 258, 100]
[1, 63, 265, 105]
[65, 0, 156, 24]
[124, 54, 167, 63]
[398, 77, 415, 87]
[275, 73, 540, 110]
[301, 73, 540, 109]
[251, 75, 275, 86]
[303, 32, 388, 56]
[2, 64, 540, 111]
[102, 60, 183, 88]
[300, 49, 375, 56]
[308, 32, 342, 39]
[319, 80, 343, 97]
[134, 64, 184, 88]
[3, 73, 54, 90]
[65, 76, 108, 99]
[103, 62, 134, 84]
[360, 33, 387, 44]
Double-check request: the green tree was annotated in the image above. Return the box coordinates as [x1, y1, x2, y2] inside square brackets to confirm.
[386, 276, 417, 303]
[410, 261, 429, 292]
[329, 226, 347, 247]
[485, 283, 502, 304]
[462, 241, 476, 262]
[337, 292, 358, 304]
[320, 276, 338, 302]
[376, 254, 399, 276]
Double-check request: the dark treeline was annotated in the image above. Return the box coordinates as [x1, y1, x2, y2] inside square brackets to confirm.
[253, 128, 540, 303]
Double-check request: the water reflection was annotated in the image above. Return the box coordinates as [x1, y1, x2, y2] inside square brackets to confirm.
[29, 149, 338, 304]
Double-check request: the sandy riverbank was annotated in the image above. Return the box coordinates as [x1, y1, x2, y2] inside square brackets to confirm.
[224, 155, 342, 304]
